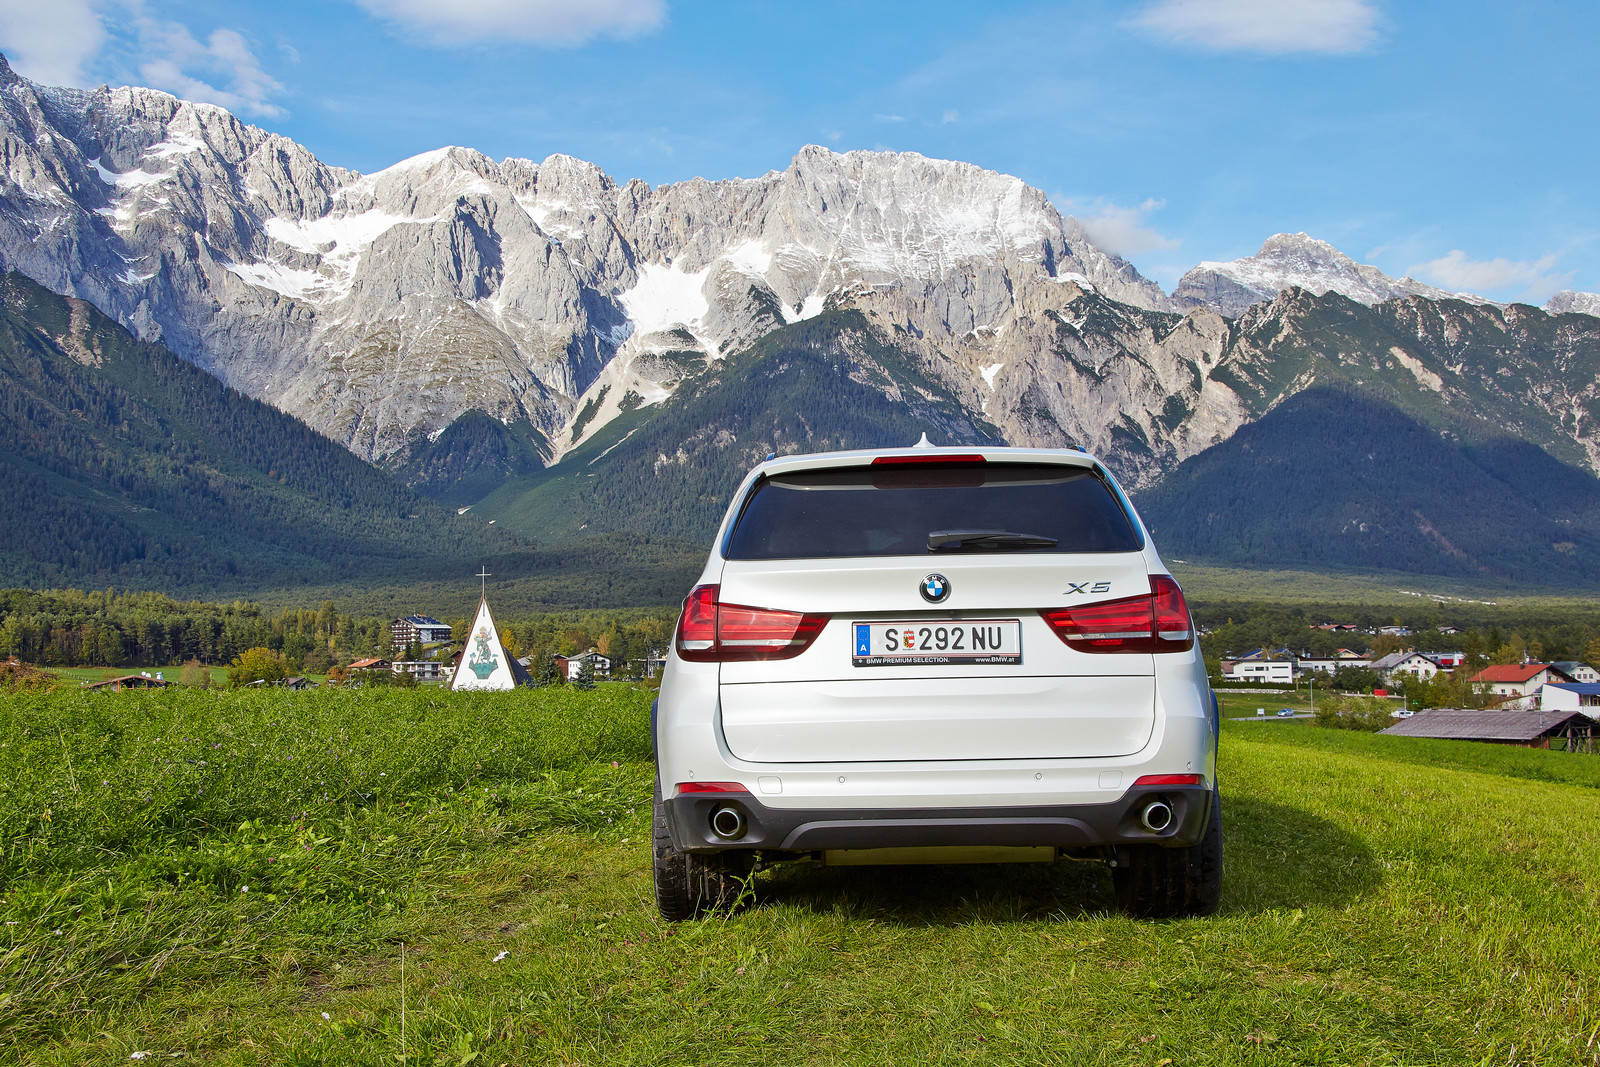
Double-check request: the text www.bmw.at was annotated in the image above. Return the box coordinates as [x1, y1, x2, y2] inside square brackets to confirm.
[652, 445, 1221, 920]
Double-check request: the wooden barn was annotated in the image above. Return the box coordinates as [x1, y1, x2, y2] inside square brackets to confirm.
[1381, 709, 1597, 752]
[86, 674, 169, 692]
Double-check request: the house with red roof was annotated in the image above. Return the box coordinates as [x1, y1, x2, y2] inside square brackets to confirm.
[1468, 663, 1574, 707]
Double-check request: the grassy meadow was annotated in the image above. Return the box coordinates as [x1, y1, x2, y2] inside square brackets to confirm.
[1, 684, 1597, 1065]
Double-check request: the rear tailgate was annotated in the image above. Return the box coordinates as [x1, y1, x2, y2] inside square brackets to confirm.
[717, 554, 1155, 762]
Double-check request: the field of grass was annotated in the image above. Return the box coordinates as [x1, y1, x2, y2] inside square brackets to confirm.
[2, 685, 1598, 1065]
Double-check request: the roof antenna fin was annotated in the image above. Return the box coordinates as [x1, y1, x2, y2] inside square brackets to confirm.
[913, 432, 935, 449]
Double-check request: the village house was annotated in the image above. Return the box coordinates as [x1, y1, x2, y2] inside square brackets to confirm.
[1220, 649, 1295, 684]
[1224, 660, 1294, 684]
[1468, 663, 1574, 708]
[392, 659, 445, 680]
[1540, 682, 1600, 714]
[1370, 651, 1443, 684]
[1550, 661, 1600, 684]
[1295, 649, 1373, 674]
[554, 648, 612, 681]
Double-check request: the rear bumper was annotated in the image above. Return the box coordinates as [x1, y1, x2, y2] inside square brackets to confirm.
[665, 783, 1211, 855]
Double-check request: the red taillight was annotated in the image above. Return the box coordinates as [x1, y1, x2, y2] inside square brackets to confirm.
[676, 584, 718, 654]
[1039, 575, 1193, 654]
[674, 584, 829, 662]
[1150, 575, 1192, 645]
[1132, 773, 1205, 787]
[675, 781, 749, 795]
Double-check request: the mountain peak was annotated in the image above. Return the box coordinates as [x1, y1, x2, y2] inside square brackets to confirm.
[1255, 231, 1353, 263]
[1545, 290, 1600, 317]
[1175, 232, 1463, 318]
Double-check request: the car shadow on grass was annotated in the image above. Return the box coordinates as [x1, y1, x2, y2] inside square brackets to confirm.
[748, 795, 1380, 923]
[1221, 795, 1381, 913]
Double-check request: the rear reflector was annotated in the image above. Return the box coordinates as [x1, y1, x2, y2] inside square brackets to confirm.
[1039, 575, 1194, 654]
[675, 781, 749, 795]
[1132, 773, 1205, 787]
[674, 584, 828, 662]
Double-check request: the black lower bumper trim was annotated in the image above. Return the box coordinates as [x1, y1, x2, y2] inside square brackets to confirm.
[665, 785, 1211, 855]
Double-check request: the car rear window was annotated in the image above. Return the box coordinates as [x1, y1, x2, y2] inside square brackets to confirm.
[723, 462, 1142, 560]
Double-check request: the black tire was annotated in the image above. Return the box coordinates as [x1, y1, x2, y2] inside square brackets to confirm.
[652, 780, 755, 921]
[1113, 789, 1223, 919]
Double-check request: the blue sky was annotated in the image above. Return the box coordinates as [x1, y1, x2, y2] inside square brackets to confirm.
[3, 0, 1597, 300]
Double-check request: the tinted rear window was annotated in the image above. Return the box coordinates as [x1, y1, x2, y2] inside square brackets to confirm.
[724, 462, 1142, 560]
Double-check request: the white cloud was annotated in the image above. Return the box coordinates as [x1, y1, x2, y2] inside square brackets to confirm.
[1407, 249, 1568, 300]
[136, 23, 286, 118]
[0, 3, 285, 117]
[941, 109, 959, 124]
[873, 113, 907, 123]
[1072, 198, 1181, 258]
[1131, 0, 1381, 55]
[351, 0, 665, 46]
[0, 0, 106, 86]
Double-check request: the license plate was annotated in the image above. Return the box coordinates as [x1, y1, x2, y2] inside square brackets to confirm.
[852, 620, 1022, 666]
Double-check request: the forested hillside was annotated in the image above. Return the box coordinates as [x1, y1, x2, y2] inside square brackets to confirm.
[0, 273, 516, 591]
[0, 588, 389, 668]
[1135, 383, 1600, 588]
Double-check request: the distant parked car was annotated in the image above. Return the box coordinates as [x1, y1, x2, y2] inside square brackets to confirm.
[1276, 708, 1295, 717]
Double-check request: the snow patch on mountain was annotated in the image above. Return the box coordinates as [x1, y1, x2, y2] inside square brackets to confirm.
[91, 157, 165, 190]
[620, 262, 711, 337]
[223, 261, 324, 299]
[723, 242, 773, 278]
[263, 211, 417, 256]
[144, 135, 205, 159]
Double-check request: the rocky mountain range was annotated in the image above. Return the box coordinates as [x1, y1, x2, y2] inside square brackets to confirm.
[2, 53, 1599, 529]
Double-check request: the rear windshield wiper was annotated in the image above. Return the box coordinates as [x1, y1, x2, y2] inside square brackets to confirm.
[928, 529, 1060, 552]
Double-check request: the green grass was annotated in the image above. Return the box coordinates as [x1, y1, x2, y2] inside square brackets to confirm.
[3, 686, 1599, 1064]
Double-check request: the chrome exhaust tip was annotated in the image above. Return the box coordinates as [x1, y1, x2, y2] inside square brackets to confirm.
[1139, 799, 1174, 834]
[710, 805, 747, 840]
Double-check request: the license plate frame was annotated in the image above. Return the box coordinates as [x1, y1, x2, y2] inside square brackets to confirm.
[851, 619, 1022, 667]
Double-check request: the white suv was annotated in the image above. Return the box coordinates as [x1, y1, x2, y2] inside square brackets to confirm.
[652, 445, 1220, 919]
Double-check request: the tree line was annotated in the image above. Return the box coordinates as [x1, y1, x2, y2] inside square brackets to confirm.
[0, 587, 680, 677]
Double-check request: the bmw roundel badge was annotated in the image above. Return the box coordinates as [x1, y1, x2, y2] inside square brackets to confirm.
[920, 573, 950, 603]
